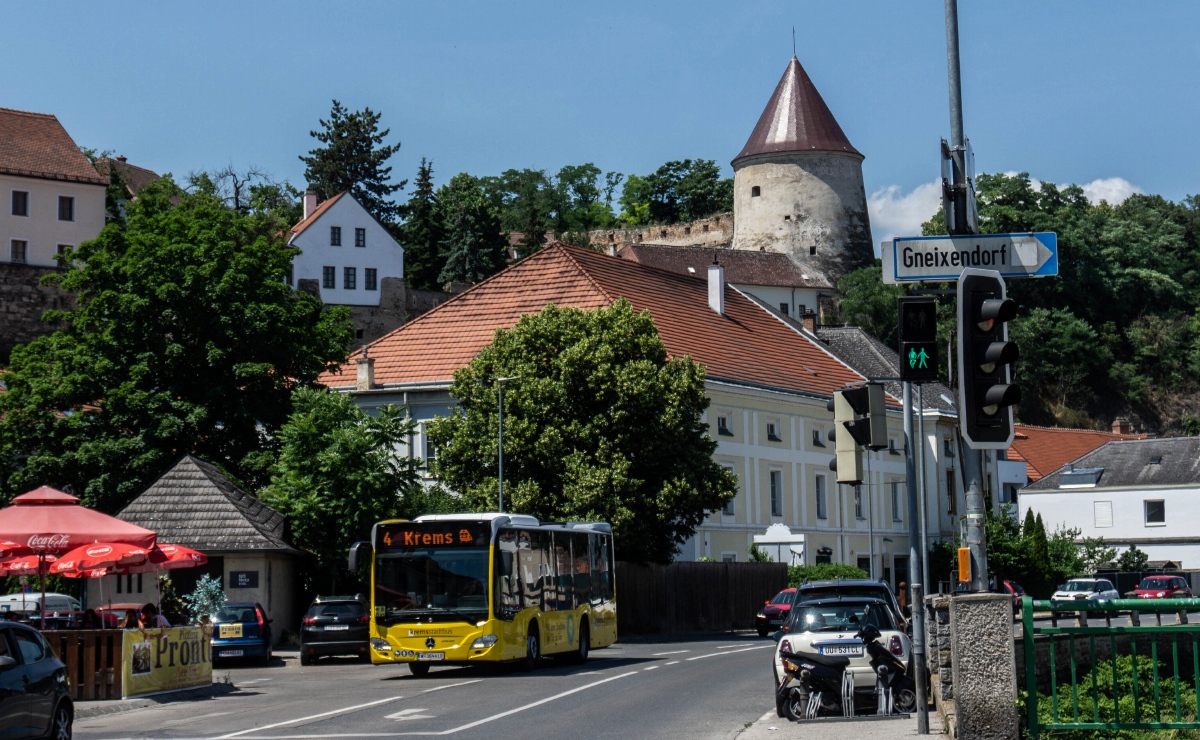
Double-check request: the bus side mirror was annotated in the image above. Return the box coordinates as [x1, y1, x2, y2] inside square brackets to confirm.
[348, 541, 372, 573]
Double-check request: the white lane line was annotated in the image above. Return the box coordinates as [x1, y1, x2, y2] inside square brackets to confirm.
[163, 711, 231, 725]
[651, 649, 689, 656]
[422, 680, 482, 693]
[643, 665, 658, 671]
[717, 643, 753, 649]
[239, 679, 274, 685]
[665, 660, 679, 666]
[386, 708, 434, 721]
[212, 696, 403, 738]
[686, 645, 773, 661]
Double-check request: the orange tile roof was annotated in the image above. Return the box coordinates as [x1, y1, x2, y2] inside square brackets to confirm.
[0, 107, 108, 185]
[1009, 424, 1145, 481]
[319, 242, 865, 394]
[288, 191, 346, 241]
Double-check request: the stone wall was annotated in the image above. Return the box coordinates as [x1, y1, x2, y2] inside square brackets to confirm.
[298, 277, 454, 349]
[586, 213, 733, 252]
[0, 263, 74, 363]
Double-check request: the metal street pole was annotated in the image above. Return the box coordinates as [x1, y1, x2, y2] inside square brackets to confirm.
[904, 381, 929, 733]
[917, 385, 931, 593]
[496, 377, 516, 513]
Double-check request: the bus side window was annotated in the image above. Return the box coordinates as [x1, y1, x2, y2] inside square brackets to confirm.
[553, 534, 573, 610]
[495, 528, 520, 620]
[589, 534, 603, 605]
[572, 532, 591, 607]
[520, 529, 549, 610]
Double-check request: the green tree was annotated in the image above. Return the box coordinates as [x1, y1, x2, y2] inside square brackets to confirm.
[401, 159, 445, 290]
[618, 174, 653, 226]
[261, 387, 445, 592]
[80, 147, 134, 226]
[183, 574, 226, 623]
[0, 177, 352, 511]
[1079, 536, 1117, 574]
[300, 100, 406, 225]
[1117, 544, 1149, 573]
[747, 544, 771, 563]
[427, 300, 736, 563]
[835, 264, 910, 345]
[435, 174, 508, 286]
[788, 563, 869, 586]
[618, 161, 732, 226]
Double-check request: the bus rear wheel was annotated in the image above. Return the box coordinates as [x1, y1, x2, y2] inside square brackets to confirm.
[409, 662, 430, 677]
[521, 624, 540, 672]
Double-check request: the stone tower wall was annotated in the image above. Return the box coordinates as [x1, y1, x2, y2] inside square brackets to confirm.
[0, 263, 73, 363]
[732, 150, 873, 282]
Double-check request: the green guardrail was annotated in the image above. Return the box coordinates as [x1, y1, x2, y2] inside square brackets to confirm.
[1021, 596, 1200, 738]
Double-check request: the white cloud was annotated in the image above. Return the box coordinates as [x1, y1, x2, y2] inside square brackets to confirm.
[867, 180, 942, 250]
[1079, 177, 1141, 206]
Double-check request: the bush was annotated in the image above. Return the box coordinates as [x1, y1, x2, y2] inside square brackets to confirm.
[788, 563, 868, 587]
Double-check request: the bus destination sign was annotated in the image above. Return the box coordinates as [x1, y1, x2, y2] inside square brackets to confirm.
[375, 521, 490, 549]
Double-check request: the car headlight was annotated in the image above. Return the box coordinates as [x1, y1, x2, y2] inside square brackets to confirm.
[1158, 591, 1166, 597]
[371, 638, 391, 652]
[472, 635, 499, 649]
[757, 612, 765, 618]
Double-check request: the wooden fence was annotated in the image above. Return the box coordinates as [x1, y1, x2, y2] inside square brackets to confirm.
[46, 630, 124, 700]
[615, 561, 788, 635]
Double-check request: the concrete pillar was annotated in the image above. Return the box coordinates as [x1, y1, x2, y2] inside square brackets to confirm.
[949, 593, 1018, 739]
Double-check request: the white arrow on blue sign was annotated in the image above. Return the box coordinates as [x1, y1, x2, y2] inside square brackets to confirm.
[882, 232, 1057, 284]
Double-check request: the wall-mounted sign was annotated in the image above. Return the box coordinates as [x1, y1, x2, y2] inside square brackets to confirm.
[229, 570, 258, 589]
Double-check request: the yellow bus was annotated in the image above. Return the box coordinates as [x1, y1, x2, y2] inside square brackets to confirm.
[348, 513, 617, 676]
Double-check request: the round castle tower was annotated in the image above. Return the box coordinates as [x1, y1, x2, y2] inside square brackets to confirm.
[731, 56, 873, 283]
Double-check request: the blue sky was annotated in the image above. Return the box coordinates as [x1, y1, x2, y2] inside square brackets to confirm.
[9, 1, 1198, 243]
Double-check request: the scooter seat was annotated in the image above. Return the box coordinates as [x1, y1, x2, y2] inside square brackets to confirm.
[780, 649, 851, 669]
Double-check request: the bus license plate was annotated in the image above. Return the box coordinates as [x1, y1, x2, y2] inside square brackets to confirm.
[821, 646, 862, 656]
[325, 624, 349, 631]
[417, 652, 444, 661]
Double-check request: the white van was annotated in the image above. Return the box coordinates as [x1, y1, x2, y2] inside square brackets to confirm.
[0, 592, 82, 614]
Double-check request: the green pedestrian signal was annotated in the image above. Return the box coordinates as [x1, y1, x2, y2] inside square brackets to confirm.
[898, 297, 939, 382]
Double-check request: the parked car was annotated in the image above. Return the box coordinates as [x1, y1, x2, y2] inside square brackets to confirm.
[211, 602, 272, 666]
[300, 596, 370, 665]
[1000, 580, 1026, 611]
[0, 593, 81, 616]
[770, 597, 910, 716]
[1051, 578, 1119, 603]
[794, 580, 905, 627]
[0, 621, 73, 738]
[756, 588, 796, 637]
[1133, 575, 1193, 599]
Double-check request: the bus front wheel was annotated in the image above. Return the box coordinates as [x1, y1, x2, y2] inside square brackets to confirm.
[521, 624, 540, 672]
[409, 662, 430, 677]
[574, 621, 590, 663]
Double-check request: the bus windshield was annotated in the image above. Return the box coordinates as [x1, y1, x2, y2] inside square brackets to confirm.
[375, 548, 490, 624]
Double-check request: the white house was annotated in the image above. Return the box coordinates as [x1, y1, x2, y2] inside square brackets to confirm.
[0, 107, 106, 269]
[287, 190, 404, 307]
[1020, 437, 1200, 568]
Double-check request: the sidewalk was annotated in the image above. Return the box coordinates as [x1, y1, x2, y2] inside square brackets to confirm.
[735, 710, 944, 739]
[75, 682, 238, 720]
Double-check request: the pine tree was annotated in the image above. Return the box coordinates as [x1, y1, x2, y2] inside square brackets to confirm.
[300, 100, 406, 225]
[401, 159, 444, 290]
[438, 204, 507, 286]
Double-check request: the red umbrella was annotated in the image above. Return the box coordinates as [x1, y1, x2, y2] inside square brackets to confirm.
[0, 488, 156, 554]
[0, 554, 56, 575]
[50, 542, 151, 575]
[119, 544, 207, 574]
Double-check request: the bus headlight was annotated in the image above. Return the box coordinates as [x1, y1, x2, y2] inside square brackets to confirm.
[471, 635, 498, 649]
[371, 638, 391, 652]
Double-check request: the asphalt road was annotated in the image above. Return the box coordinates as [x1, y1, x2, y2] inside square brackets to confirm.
[75, 635, 778, 740]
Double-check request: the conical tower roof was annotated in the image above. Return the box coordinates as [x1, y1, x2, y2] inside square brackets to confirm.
[733, 56, 860, 164]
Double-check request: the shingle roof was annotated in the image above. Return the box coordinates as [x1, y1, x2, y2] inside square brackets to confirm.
[288, 191, 347, 241]
[318, 242, 865, 396]
[118, 456, 298, 554]
[815, 326, 956, 413]
[617, 244, 832, 290]
[93, 156, 160, 197]
[1025, 437, 1200, 491]
[733, 56, 860, 165]
[0, 108, 108, 185]
[1009, 425, 1145, 482]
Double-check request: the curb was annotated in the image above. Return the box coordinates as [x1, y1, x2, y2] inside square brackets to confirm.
[75, 682, 237, 720]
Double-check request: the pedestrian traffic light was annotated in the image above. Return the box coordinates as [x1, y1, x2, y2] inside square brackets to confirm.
[956, 268, 1020, 449]
[898, 296, 939, 383]
[826, 383, 888, 485]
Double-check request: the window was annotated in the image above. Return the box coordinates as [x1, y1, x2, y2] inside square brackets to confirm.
[815, 552, 832, 565]
[322, 266, 335, 289]
[365, 268, 377, 291]
[809, 246, 816, 256]
[946, 470, 957, 515]
[770, 470, 783, 517]
[797, 304, 807, 318]
[1094, 501, 1113, 528]
[944, 438, 956, 457]
[355, 228, 366, 247]
[779, 302, 789, 316]
[10, 240, 27, 264]
[854, 485, 864, 519]
[1145, 499, 1165, 525]
[58, 196, 74, 221]
[344, 267, 356, 289]
[423, 430, 437, 465]
[751, 186, 761, 197]
[815, 475, 827, 519]
[56, 244, 71, 267]
[889, 437, 901, 455]
[721, 466, 736, 515]
[12, 630, 44, 664]
[717, 415, 733, 436]
[285, 267, 293, 286]
[812, 428, 826, 448]
[11, 190, 28, 216]
[721, 553, 736, 563]
[767, 422, 782, 442]
[330, 226, 342, 246]
[891, 481, 902, 522]
[857, 556, 871, 574]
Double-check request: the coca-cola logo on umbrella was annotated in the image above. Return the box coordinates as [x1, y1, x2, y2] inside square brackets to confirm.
[26, 534, 70, 550]
[86, 545, 113, 558]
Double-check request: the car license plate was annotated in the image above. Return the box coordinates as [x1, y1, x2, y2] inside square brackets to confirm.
[770, 619, 783, 625]
[219, 624, 243, 639]
[417, 652, 445, 661]
[821, 646, 863, 656]
[325, 624, 349, 631]
[220, 650, 244, 657]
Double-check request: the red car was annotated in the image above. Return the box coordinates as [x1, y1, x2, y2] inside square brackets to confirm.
[1000, 580, 1026, 611]
[755, 588, 796, 637]
[1133, 575, 1193, 599]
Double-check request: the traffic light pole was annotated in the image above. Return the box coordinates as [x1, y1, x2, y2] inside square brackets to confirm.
[903, 381, 929, 734]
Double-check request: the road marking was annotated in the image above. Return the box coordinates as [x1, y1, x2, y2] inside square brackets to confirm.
[651, 649, 689, 656]
[386, 708, 434, 721]
[717, 643, 752, 649]
[239, 678, 274, 685]
[422, 680, 481, 693]
[643, 665, 658, 671]
[576, 670, 603, 675]
[665, 661, 679, 666]
[164, 711, 231, 725]
[686, 645, 773, 661]
[212, 696, 403, 738]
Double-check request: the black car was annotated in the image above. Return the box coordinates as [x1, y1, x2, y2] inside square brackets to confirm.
[300, 596, 370, 665]
[0, 622, 73, 739]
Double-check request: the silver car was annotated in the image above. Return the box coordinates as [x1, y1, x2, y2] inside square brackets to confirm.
[1050, 578, 1119, 603]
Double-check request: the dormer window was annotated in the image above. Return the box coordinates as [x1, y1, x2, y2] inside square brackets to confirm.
[751, 186, 761, 197]
[717, 415, 733, 437]
[767, 422, 782, 442]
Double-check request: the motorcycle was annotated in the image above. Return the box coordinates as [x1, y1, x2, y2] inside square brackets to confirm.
[776, 611, 917, 720]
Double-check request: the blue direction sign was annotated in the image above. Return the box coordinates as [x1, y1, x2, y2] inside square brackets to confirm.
[883, 232, 1057, 284]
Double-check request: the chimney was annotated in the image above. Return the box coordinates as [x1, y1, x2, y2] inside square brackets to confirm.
[116, 155, 127, 163]
[801, 310, 816, 333]
[707, 259, 725, 316]
[1112, 417, 1131, 435]
[303, 188, 319, 220]
[356, 346, 375, 391]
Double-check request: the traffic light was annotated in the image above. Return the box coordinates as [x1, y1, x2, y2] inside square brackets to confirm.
[826, 383, 888, 485]
[957, 268, 1020, 449]
[898, 296, 939, 383]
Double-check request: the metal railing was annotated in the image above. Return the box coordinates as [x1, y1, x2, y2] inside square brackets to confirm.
[1021, 596, 1200, 738]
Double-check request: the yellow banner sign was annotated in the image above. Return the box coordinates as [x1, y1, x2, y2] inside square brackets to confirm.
[122, 626, 213, 699]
